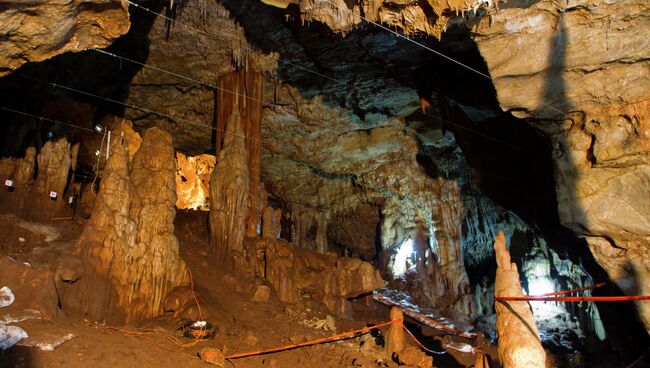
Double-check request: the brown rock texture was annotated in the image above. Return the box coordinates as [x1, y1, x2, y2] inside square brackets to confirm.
[473, 0, 650, 330]
[262, 206, 282, 240]
[294, 0, 496, 38]
[74, 128, 188, 323]
[122, 0, 276, 153]
[0, 0, 130, 76]
[247, 237, 385, 317]
[209, 102, 250, 269]
[34, 138, 72, 199]
[494, 231, 546, 368]
[385, 306, 404, 359]
[175, 152, 216, 211]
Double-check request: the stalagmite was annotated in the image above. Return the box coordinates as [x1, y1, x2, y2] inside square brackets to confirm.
[385, 306, 404, 359]
[175, 152, 216, 211]
[262, 206, 282, 239]
[209, 101, 250, 269]
[34, 138, 72, 199]
[493, 231, 546, 368]
[215, 69, 264, 239]
[72, 128, 188, 323]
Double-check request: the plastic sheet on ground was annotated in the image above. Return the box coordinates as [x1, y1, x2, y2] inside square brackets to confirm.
[0, 286, 15, 308]
[0, 324, 28, 351]
[18, 332, 76, 351]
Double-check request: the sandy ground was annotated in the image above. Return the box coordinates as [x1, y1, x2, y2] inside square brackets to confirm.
[0, 210, 492, 368]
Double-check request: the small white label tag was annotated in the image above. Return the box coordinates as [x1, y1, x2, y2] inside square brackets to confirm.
[49, 191, 58, 199]
[4, 179, 13, 187]
[69, 196, 74, 204]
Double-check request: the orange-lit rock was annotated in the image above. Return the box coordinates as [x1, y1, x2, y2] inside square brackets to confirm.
[175, 152, 216, 211]
[494, 231, 546, 368]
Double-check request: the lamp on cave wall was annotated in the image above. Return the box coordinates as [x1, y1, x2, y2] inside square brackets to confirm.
[392, 238, 416, 278]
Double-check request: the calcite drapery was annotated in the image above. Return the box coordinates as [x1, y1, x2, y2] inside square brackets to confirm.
[209, 102, 251, 268]
[216, 70, 265, 239]
[494, 231, 546, 368]
[247, 237, 385, 317]
[74, 128, 188, 323]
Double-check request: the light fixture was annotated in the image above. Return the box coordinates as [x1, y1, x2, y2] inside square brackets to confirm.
[95, 150, 100, 156]
[94, 124, 104, 133]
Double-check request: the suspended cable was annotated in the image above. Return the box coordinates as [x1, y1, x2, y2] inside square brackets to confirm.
[14, 74, 271, 146]
[117, 1, 531, 152]
[317, 0, 570, 118]
[0, 106, 99, 135]
[91, 48, 271, 106]
[122, 0, 358, 89]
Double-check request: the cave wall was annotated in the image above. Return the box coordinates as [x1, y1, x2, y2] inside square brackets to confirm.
[0, 0, 130, 76]
[473, 0, 650, 331]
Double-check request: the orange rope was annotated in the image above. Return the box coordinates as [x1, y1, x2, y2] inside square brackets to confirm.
[226, 319, 400, 359]
[372, 293, 473, 339]
[186, 267, 203, 322]
[537, 282, 606, 297]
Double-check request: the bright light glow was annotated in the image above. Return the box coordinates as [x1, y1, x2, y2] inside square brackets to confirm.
[95, 150, 101, 156]
[528, 277, 564, 319]
[392, 238, 415, 277]
[94, 124, 104, 132]
[529, 277, 555, 295]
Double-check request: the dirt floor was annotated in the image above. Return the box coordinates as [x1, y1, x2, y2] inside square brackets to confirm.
[0, 210, 495, 368]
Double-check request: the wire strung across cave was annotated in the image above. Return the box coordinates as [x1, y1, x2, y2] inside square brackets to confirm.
[108, 0, 532, 153]
[317, 0, 572, 119]
[92, 48, 271, 106]
[11, 74, 273, 146]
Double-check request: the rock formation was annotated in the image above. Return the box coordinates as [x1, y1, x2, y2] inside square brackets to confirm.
[209, 102, 250, 269]
[246, 237, 385, 317]
[0, 0, 130, 76]
[290, 0, 497, 39]
[74, 127, 188, 323]
[175, 152, 216, 211]
[494, 231, 546, 368]
[473, 0, 650, 331]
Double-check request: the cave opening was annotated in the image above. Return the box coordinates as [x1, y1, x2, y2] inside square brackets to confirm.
[0, 0, 649, 367]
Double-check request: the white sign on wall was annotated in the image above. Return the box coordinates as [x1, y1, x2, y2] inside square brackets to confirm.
[49, 191, 58, 199]
[4, 179, 13, 187]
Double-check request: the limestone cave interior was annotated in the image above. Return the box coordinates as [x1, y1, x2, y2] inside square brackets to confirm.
[0, 0, 648, 367]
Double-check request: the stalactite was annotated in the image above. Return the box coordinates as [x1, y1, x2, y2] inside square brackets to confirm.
[494, 231, 546, 368]
[72, 128, 189, 323]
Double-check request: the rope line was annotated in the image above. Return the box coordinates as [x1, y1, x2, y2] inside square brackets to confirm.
[537, 282, 606, 297]
[14, 74, 272, 146]
[0, 106, 100, 135]
[497, 295, 650, 302]
[226, 319, 400, 359]
[92, 48, 271, 106]
[123, 0, 358, 90]
[118, 0, 533, 152]
[317, 0, 571, 118]
[402, 324, 447, 355]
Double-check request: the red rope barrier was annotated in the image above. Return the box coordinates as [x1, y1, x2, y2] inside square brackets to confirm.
[226, 319, 400, 359]
[537, 282, 607, 296]
[496, 295, 650, 302]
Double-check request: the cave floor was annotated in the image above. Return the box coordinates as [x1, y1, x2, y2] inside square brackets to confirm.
[0, 210, 484, 368]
